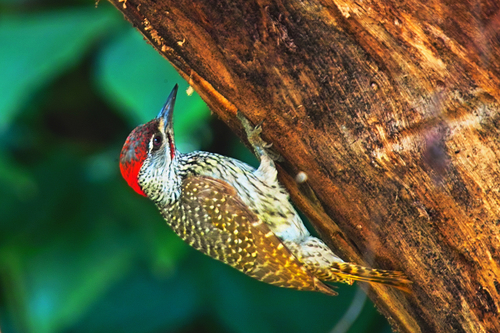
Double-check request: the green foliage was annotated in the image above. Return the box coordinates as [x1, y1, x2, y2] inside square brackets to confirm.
[0, 1, 392, 333]
[0, 7, 120, 130]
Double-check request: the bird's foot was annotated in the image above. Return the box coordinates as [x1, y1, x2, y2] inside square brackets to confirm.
[237, 111, 282, 162]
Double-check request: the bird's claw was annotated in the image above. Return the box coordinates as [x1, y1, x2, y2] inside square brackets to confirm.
[236, 111, 282, 162]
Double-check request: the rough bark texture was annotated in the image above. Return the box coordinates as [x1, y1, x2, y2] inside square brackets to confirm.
[107, 0, 500, 332]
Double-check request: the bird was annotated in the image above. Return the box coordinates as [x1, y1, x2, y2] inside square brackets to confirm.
[119, 84, 411, 296]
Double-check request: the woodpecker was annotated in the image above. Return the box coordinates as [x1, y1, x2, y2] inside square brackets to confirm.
[119, 85, 411, 295]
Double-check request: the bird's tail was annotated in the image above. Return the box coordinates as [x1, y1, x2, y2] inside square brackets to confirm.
[313, 262, 412, 293]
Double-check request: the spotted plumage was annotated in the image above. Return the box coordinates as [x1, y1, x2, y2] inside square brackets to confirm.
[119, 85, 411, 295]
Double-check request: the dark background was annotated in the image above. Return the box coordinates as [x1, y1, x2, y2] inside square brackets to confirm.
[0, 1, 392, 332]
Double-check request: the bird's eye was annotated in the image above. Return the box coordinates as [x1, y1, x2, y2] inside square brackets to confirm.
[152, 134, 163, 151]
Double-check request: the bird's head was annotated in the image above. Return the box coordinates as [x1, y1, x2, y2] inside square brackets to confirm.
[119, 85, 178, 199]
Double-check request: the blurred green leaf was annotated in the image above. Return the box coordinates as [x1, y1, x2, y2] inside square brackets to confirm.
[0, 151, 133, 333]
[94, 28, 210, 151]
[0, 7, 122, 131]
[70, 268, 200, 333]
[2, 230, 134, 333]
[0, 153, 37, 207]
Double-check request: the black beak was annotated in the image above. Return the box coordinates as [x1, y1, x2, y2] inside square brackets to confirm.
[156, 84, 178, 132]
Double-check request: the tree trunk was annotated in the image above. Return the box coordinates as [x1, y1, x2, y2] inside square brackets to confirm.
[107, 0, 500, 332]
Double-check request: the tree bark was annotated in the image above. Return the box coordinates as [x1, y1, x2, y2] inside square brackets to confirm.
[107, 0, 500, 332]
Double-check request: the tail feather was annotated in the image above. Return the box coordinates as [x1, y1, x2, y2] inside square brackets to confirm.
[314, 262, 412, 293]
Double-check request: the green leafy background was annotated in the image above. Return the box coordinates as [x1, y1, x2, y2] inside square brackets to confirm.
[0, 1, 392, 332]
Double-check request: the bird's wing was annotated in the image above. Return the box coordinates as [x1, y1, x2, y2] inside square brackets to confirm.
[176, 175, 336, 295]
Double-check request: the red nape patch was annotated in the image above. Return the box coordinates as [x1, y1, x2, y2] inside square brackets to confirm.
[119, 121, 158, 197]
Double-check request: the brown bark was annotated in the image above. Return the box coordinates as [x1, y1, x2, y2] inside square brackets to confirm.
[107, 0, 500, 332]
